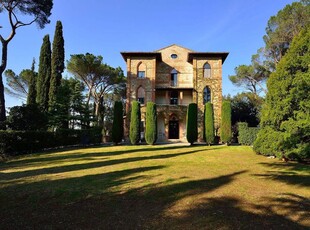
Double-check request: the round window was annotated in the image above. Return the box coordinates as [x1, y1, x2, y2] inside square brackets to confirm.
[171, 54, 178, 59]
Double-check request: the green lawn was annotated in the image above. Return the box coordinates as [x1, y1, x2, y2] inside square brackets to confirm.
[0, 144, 309, 229]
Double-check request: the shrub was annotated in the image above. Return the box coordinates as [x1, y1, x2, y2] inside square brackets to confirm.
[186, 103, 198, 145]
[111, 101, 123, 144]
[221, 101, 232, 144]
[145, 102, 157, 145]
[129, 101, 141, 145]
[204, 102, 215, 145]
[237, 122, 259, 146]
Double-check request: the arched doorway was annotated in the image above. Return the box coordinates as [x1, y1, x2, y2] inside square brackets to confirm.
[169, 115, 179, 139]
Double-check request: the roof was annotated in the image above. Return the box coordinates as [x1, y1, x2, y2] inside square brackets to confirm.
[188, 52, 229, 63]
[120, 52, 162, 61]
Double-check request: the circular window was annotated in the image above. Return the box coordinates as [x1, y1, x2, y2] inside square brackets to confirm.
[171, 54, 178, 59]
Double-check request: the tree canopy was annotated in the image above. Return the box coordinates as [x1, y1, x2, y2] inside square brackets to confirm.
[0, 0, 53, 129]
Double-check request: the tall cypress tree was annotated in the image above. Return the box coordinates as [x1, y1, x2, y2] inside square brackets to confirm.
[186, 103, 198, 145]
[27, 59, 37, 105]
[220, 101, 232, 144]
[111, 101, 124, 145]
[49, 21, 65, 110]
[129, 101, 141, 145]
[204, 102, 215, 145]
[145, 102, 157, 145]
[36, 35, 51, 112]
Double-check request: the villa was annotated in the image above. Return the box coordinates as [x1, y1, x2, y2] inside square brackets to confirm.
[121, 44, 229, 142]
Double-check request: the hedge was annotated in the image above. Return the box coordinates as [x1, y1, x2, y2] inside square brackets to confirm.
[204, 102, 215, 145]
[0, 128, 102, 156]
[111, 101, 123, 145]
[237, 122, 259, 146]
[129, 101, 141, 145]
[220, 101, 232, 144]
[145, 102, 157, 145]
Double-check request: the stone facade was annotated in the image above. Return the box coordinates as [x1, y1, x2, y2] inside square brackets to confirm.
[121, 44, 228, 142]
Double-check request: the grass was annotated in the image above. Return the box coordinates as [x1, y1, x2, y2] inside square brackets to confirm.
[0, 144, 309, 229]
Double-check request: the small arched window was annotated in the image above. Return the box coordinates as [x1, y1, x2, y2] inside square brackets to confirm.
[137, 62, 146, 78]
[203, 63, 211, 78]
[203, 86, 211, 104]
[171, 69, 178, 86]
[137, 86, 145, 104]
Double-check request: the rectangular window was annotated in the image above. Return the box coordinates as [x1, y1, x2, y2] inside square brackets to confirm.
[171, 73, 177, 86]
[138, 71, 145, 78]
[170, 91, 178, 105]
[138, 97, 144, 104]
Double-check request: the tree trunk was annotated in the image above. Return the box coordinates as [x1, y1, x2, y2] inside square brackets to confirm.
[0, 41, 8, 130]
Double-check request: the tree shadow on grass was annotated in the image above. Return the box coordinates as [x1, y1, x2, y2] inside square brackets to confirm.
[254, 162, 310, 187]
[5, 144, 216, 167]
[0, 148, 206, 182]
[1, 168, 308, 229]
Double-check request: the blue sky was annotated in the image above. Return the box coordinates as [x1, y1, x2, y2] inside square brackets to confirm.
[2, 0, 296, 108]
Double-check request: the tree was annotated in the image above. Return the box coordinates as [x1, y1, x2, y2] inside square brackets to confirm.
[7, 104, 47, 131]
[0, 0, 53, 129]
[49, 20, 65, 110]
[111, 101, 123, 145]
[220, 101, 232, 144]
[129, 101, 141, 145]
[36, 35, 51, 112]
[4, 69, 29, 100]
[254, 26, 310, 160]
[204, 102, 214, 145]
[27, 59, 37, 105]
[145, 102, 157, 145]
[263, 1, 310, 66]
[186, 103, 198, 145]
[67, 53, 125, 126]
[229, 54, 269, 96]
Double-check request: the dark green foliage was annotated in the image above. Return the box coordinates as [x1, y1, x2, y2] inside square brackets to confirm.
[129, 101, 141, 145]
[111, 101, 123, 144]
[0, 128, 102, 156]
[36, 35, 51, 112]
[145, 102, 157, 145]
[254, 27, 310, 160]
[7, 104, 47, 131]
[186, 103, 198, 145]
[220, 101, 232, 144]
[204, 102, 214, 145]
[237, 122, 259, 146]
[49, 20, 65, 110]
[27, 59, 37, 105]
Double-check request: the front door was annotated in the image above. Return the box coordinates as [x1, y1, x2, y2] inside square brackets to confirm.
[169, 120, 179, 139]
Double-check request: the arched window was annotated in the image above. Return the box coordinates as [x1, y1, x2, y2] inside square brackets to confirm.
[137, 86, 145, 104]
[203, 63, 211, 78]
[203, 86, 211, 104]
[137, 62, 146, 78]
[171, 69, 178, 86]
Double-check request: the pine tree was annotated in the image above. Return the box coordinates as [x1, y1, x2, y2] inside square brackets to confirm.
[186, 103, 198, 145]
[111, 101, 123, 145]
[204, 102, 215, 145]
[27, 59, 37, 105]
[36, 35, 51, 112]
[220, 101, 232, 144]
[129, 101, 141, 145]
[49, 21, 65, 110]
[145, 102, 157, 145]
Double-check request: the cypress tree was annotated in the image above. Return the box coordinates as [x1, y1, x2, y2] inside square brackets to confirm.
[145, 102, 157, 145]
[111, 101, 123, 145]
[204, 102, 215, 145]
[36, 35, 51, 112]
[129, 101, 141, 145]
[186, 103, 198, 145]
[27, 59, 37, 105]
[49, 21, 65, 110]
[220, 101, 232, 144]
